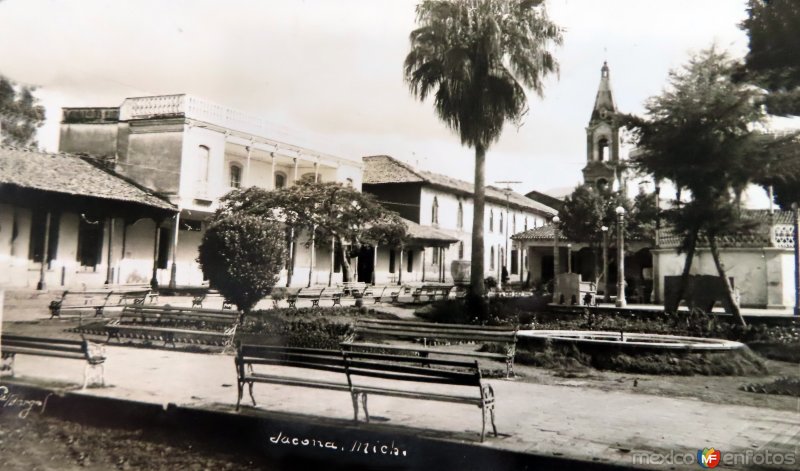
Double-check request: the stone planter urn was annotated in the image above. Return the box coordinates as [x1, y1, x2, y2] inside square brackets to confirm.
[450, 260, 470, 284]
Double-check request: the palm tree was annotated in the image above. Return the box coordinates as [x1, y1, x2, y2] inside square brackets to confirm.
[404, 0, 562, 297]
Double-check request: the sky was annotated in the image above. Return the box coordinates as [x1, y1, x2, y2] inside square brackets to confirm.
[0, 0, 766, 202]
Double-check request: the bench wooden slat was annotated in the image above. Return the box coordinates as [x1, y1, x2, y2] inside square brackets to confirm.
[1, 340, 84, 355]
[359, 319, 513, 331]
[246, 374, 351, 392]
[355, 327, 514, 342]
[1, 346, 86, 360]
[350, 385, 482, 405]
[244, 359, 348, 376]
[345, 342, 506, 360]
[344, 359, 478, 382]
[341, 349, 479, 368]
[112, 324, 229, 336]
[2, 335, 84, 346]
[343, 367, 478, 387]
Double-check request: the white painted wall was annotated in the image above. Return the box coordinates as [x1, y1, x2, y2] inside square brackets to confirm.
[653, 247, 794, 308]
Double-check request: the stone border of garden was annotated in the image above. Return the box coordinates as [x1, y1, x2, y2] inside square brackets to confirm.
[518, 330, 745, 352]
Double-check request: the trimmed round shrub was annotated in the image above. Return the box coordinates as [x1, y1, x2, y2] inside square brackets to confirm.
[198, 214, 287, 312]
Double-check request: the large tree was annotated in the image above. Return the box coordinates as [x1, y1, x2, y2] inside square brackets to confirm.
[0, 76, 45, 148]
[740, 0, 800, 116]
[404, 0, 562, 297]
[624, 47, 768, 326]
[217, 181, 407, 283]
[558, 184, 655, 282]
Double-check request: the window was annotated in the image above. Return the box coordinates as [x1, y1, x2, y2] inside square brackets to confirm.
[431, 197, 439, 224]
[29, 211, 59, 264]
[432, 247, 439, 264]
[457, 202, 464, 229]
[77, 215, 102, 268]
[524, 217, 528, 232]
[407, 250, 414, 272]
[512, 214, 516, 234]
[274, 172, 287, 189]
[458, 241, 464, 259]
[489, 210, 494, 232]
[389, 249, 396, 273]
[598, 138, 609, 161]
[490, 246, 495, 270]
[499, 212, 503, 234]
[229, 164, 242, 188]
[196, 145, 210, 194]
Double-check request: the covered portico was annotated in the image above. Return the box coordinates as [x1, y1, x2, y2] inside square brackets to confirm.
[0, 146, 177, 290]
[359, 218, 458, 286]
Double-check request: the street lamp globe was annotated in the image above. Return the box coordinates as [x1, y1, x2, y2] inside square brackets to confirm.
[615, 206, 625, 216]
[552, 215, 560, 224]
[601, 225, 608, 232]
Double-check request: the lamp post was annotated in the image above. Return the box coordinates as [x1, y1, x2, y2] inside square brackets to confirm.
[601, 225, 609, 303]
[615, 206, 626, 307]
[793, 202, 800, 316]
[552, 215, 560, 299]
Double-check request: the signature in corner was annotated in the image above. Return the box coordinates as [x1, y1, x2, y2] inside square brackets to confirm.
[0, 385, 52, 419]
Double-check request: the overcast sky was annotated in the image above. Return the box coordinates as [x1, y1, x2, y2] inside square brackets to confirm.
[0, 0, 759, 199]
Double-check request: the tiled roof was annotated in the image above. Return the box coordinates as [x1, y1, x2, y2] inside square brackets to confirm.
[403, 218, 459, 244]
[658, 209, 792, 249]
[363, 155, 557, 216]
[511, 224, 567, 241]
[0, 146, 175, 211]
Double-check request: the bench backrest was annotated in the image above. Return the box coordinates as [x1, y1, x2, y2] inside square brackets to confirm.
[1, 334, 87, 357]
[352, 319, 517, 343]
[236, 345, 346, 376]
[121, 306, 239, 325]
[342, 350, 481, 387]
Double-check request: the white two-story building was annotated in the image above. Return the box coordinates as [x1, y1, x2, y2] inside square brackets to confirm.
[58, 94, 363, 288]
[362, 155, 557, 285]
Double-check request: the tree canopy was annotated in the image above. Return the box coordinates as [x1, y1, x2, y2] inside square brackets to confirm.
[197, 214, 287, 312]
[740, 0, 800, 116]
[217, 181, 407, 282]
[0, 76, 45, 148]
[404, 0, 562, 296]
[624, 47, 768, 325]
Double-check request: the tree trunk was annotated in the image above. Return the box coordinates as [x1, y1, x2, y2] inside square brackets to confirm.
[673, 227, 698, 312]
[708, 235, 747, 327]
[470, 144, 486, 296]
[338, 238, 352, 282]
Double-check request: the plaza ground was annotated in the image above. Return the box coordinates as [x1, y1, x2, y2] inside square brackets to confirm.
[1, 292, 799, 470]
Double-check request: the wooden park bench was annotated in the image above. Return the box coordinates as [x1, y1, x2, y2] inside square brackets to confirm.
[117, 288, 156, 305]
[342, 318, 519, 378]
[104, 305, 239, 348]
[49, 290, 114, 319]
[292, 287, 344, 308]
[368, 285, 405, 304]
[410, 284, 454, 303]
[0, 334, 107, 388]
[342, 350, 498, 442]
[234, 344, 350, 411]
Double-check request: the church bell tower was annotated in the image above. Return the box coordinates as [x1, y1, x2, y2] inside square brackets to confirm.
[582, 61, 622, 190]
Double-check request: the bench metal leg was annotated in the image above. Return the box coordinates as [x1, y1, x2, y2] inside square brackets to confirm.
[351, 392, 360, 422]
[481, 405, 487, 442]
[0, 354, 15, 377]
[360, 393, 370, 423]
[94, 307, 104, 317]
[82, 363, 105, 390]
[248, 381, 256, 406]
[311, 300, 320, 308]
[235, 381, 244, 411]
